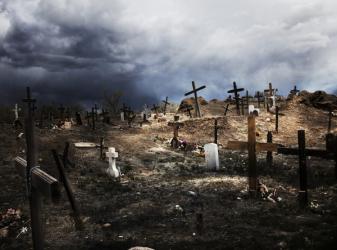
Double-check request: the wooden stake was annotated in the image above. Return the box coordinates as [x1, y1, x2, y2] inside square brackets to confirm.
[275, 106, 279, 133]
[51, 150, 83, 230]
[266, 131, 273, 167]
[214, 119, 218, 144]
[248, 115, 257, 195]
[298, 130, 308, 207]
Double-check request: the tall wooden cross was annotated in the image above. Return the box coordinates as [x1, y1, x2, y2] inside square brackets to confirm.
[185, 81, 206, 118]
[227, 82, 244, 115]
[18, 87, 61, 250]
[162, 96, 170, 115]
[226, 115, 279, 194]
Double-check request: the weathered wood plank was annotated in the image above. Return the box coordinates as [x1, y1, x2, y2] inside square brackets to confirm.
[14, 157, 61, 203]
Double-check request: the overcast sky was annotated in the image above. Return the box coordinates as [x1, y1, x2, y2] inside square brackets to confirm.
[0, 0, 336, 107]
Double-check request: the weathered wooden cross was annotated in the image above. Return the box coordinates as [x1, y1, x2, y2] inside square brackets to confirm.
[290, 85, 300, 96]
[16, 87, 61, 250]
[162, 96, 170, 115]
[227, 81, 244, 115]
[168, 120, 184, 148]
[277, 132, 337, 206]
[91, 107, 95, 130]
[226, 115, 279, 194]
[185, 81, 206, 118]
[224, 103, 231, 116]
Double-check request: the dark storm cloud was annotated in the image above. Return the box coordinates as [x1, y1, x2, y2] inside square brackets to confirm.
[0, 0, 336, 109]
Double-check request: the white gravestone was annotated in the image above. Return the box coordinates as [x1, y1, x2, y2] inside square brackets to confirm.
[248, 105, 260, 116]
[204, 143, 220, 170]
[121, 112, 125, 121]
[106, 147, 120, 178]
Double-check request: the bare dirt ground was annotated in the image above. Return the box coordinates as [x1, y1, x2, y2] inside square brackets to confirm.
[1, 96, 337, 250]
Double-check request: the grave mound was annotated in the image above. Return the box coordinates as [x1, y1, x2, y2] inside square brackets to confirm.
[179, 96, 208, 110]
[299, 90, 337, 110]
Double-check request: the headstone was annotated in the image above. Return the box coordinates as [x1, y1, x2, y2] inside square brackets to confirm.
[105, 147, 120, 178]
[204, 143, 220, 171]
[248, 105, 260, 116]
[121, 112, 125, 121]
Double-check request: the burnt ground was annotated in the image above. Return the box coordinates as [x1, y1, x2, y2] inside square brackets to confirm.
[1, 97, 337, 250]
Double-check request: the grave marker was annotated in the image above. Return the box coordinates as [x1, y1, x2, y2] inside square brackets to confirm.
[226, 115, 279, 194]
[105, 147, 120, 178]
[227, 82, 244, 116]
[275, 106, 279, 133]
[168, 120, 184, 148]
[162, 96, 170, 115]
[185, 81, 206, 118]
[224, 103, 230, 116]
[17, 87, 61, 250]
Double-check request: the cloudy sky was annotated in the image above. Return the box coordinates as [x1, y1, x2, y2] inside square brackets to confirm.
[0, 0, 336, 107]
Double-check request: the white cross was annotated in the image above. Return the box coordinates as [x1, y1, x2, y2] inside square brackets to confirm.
[12, 104, 21, 120]
[105, 147, 120, 178]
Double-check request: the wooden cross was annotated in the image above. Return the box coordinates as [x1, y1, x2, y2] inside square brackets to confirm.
[85, 111, 90, 127]
[278, 132, 337, 206]
[58, 105, 65, 121]
[227, 81, 244, 115]
[168, 121, 184, 148]
[18, 87, 61, 250]
[290, 85, 300, 95]
[101, 109, 110, 124]
[151, 104, 160, 116]
[264, 82, 275, 97]
[75, 112, 83, 125]
[162, 96, 170, 115]
[226, 115, 279, 194]
[185, 81, 206, 118]
[255, 91, 263, 108]
[224, 103, 231, 116]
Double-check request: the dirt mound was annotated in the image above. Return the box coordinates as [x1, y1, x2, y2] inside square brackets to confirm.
[299, 90, 337, 110]
[179, 96, 208, 110]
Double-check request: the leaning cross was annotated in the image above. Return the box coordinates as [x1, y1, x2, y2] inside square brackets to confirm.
[227, 81, 244, 116]
[226, 115, 279, 194]
[162, 96, 170, 115]
[185, 81, 206, 118]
